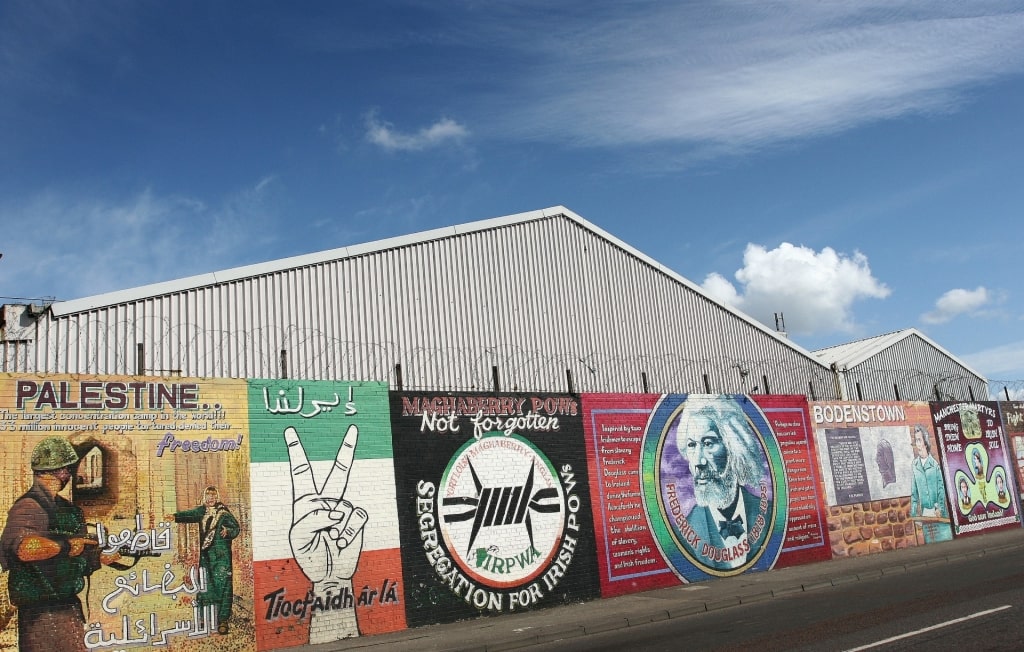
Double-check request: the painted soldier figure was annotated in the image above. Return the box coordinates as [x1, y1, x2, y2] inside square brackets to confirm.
[0, 437, 102, 652]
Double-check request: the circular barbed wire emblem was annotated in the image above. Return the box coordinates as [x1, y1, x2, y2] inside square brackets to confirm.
[438, 432, 565, 588]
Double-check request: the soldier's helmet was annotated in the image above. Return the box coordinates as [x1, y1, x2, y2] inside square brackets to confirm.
[31, 437, 80, 471]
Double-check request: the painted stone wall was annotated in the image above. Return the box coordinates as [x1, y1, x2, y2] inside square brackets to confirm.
[931, 401, 1020, 536]
[810, 401, 953, 556]
[582, 393, 830, 598]
[0, 374, 254, 652]
[2, 373, 1022, 651]
[390, 392, 600, 627]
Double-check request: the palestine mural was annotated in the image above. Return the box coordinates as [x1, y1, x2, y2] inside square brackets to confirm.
[931, 401, 1019, 536]
[247, 380, 405, 650]
[810, 401, 953, 556]
[582, 393, 829, 597]
[391, 392, 600, 627]
[0, 373, 254, 652]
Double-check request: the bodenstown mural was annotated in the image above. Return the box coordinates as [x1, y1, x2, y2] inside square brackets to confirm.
[582, 393, 830, 597]
[391, 392, 600, 627]
[248, 380, 405, 650]
[810, 401, 953, 556]
[931, 401, 1019, 536]
[0, 373, 254, 652]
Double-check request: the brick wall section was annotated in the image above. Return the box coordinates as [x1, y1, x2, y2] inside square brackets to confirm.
[827, 499, 918, 557]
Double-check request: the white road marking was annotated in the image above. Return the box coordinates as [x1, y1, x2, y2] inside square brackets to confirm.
[843, 605, 1013, 652]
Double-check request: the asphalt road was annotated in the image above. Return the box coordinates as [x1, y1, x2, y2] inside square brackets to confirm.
[288, 528, 1024, 652]
[528, 543, 1024, 651]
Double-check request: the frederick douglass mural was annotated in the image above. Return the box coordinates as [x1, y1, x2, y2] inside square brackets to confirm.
[641, 395, 789, 581]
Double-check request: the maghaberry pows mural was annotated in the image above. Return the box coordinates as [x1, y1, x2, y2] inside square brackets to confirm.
[391, 392, 600, 626]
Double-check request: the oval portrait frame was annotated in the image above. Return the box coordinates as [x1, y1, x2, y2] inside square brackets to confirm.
[640, 394, 788, 582]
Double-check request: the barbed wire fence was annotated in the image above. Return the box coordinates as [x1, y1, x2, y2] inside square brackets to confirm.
[990, 380, 1024, 401]
[4, 317, 1022, 402]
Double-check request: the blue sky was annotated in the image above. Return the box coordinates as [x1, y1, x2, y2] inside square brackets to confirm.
[2, 1, 1023, 384]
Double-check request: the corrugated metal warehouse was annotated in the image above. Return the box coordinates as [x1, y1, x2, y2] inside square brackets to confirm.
[813, 328, 988, 402]
[0, 206, 982, 400]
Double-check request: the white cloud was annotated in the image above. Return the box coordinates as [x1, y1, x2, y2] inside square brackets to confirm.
[963, 340, 1024, 380]
[701, 272, 743, 308]
[470, 2, 1024, 153]
[699, 242, 890, 335]
[920, 286, 991, 324]
[365, 112, 469, 152]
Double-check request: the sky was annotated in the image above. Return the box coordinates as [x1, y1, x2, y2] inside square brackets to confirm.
[2, 1, 1024, 386]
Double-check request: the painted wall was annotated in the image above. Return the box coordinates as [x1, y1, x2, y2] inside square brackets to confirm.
[0, 374, 254, 651]
[582, 393, 830, 598]
[997, 401, 1024, 515]
[810, 401, 953, 556]
[2, 374, 1022, 651]
[248, 380, 405, 649]
[391, 392, 600, 626]
[931, 401, 1020, 536]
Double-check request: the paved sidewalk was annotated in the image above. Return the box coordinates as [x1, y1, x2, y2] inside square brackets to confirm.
[282, 528, 1024, 652]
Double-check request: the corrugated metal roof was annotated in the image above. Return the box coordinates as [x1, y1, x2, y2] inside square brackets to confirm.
[49, 205, 823, 367]
[813, 327, 986, 381]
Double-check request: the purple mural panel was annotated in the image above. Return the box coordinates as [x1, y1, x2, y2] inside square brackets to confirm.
[931, 401, 1020, 536]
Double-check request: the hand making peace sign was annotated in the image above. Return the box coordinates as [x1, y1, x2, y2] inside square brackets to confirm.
[284, 424, 369, 584]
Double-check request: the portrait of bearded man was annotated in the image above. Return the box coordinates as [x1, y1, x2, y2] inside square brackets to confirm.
[672, 399, 769, 571]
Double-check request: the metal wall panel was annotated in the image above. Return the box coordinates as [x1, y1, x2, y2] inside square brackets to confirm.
[842, 333, 986, 402]
[11, 214, 839, 397]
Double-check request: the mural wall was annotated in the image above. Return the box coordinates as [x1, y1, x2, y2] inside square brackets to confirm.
[390, 392, 600, 627]
[810, 401, 953, 557]
[248, 380, 405, 650]
[0, 374, 254, 652]
[931, 401, 1020, 536]
[582, 394, 830, 598]
[3, 373, 1023, 651]
[999, 401, 1024, 512]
